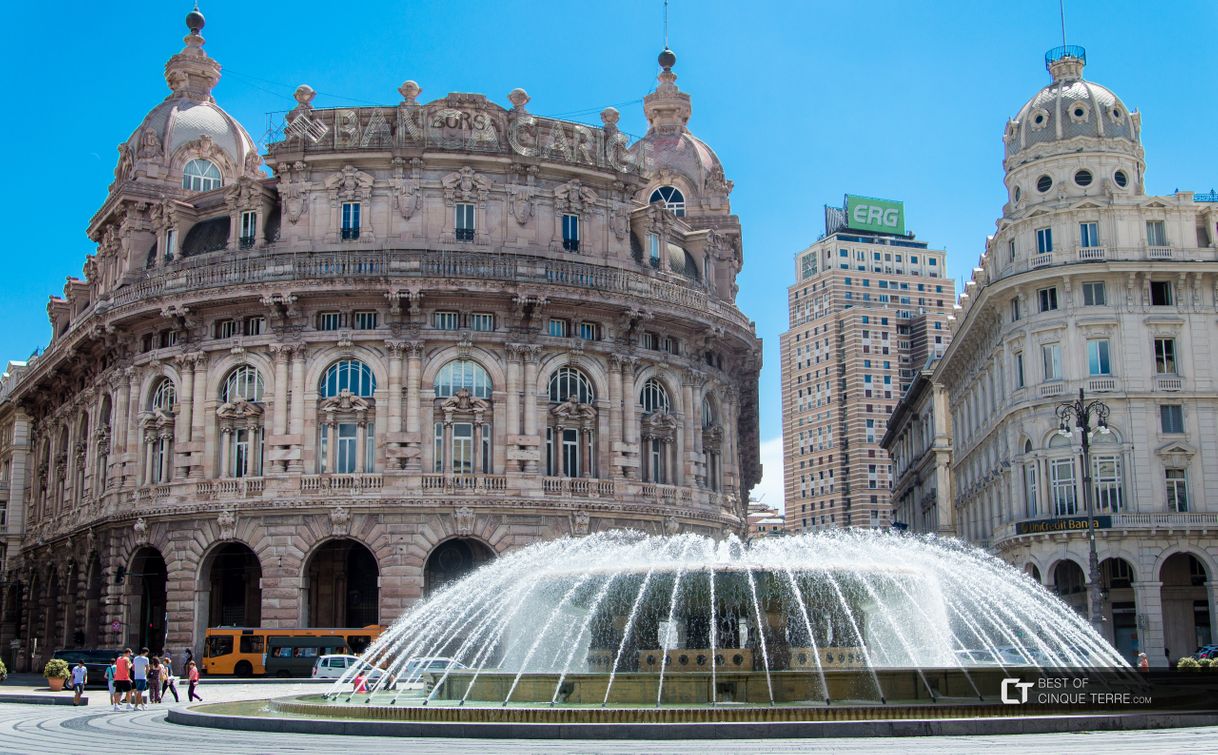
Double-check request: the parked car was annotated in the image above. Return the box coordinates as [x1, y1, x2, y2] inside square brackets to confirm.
[400, 657, 469, 678]
[311, 654, 386, 684]
[1193, 644, 1218, 660]
[51, 649, 117, 687]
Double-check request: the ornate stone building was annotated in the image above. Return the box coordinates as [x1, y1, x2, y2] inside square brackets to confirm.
[895, 46, 1218, 666]
[0, 11, 760, 671]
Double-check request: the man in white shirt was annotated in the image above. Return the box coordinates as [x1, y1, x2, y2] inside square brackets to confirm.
[131, 647, 151, 710]
[71, 660, 88, 706]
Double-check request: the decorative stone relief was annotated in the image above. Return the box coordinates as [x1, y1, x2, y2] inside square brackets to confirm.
[453, 506, 475, 536]
[572, 510, 590, 536]
[217, 509, 237, 540]
[133, 517, 148, 543]
[442, 167, 491, 203]
[664, 516, 680, 536]
[330, 506, 351, 536]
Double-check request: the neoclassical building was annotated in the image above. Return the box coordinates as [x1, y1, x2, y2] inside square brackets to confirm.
[0, 11, 760, 671]
[897, 46, 1218, 666]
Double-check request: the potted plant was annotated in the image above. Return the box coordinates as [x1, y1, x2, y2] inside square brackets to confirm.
[1177, 656, 1200, 670]
[43, 658, 70, 691]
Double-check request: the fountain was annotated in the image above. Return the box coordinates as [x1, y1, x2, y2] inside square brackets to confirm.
[320, 530, 1127, 711]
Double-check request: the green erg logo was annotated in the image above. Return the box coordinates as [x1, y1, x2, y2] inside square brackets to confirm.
[845, 195, 905, 235]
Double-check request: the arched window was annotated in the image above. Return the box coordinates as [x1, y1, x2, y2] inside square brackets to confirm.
[95, 394, 113, 492]
[150, 378, 176, 412]
[218, 366, 266, 478]
[640, 378, 670, 415]
[702, 396, 716, 428]
[144, 378, 176, 484]
[649, 185, 686, 217]
[433, 360, 494, 475]
[702, 396, 722, 492]
[222, 365, 264, 403]
[320, 359, 376, 398]
[1022, 439, 1038, 518]
[435, 360, 491, 399]
[548, 367, 594, 404]
[182, 159, 222, 192]
[640, 378, 675, 484]
[546, 367, 597, 478]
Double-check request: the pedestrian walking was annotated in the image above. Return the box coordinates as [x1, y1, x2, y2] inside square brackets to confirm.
[1138, 652, 1150, 671]
[114, 648, 134, 711]
[104, 660, 118, 710]
[161, 656, 180, 702]
[186, 661, 202, 702]
[71, 660, 88, 706]
[132, 647, 151, 710]
[147, 656, 163, 704]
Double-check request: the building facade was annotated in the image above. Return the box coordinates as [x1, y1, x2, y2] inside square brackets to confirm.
[880, 363, 953, 535]
[0, 12, 761, 671]
[745, 499, 785, 538]
[905, 46, 1218, 666]
[780, 200, 953, 531]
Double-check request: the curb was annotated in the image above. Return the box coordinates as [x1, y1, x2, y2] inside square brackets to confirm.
[166, 705, 1218, 739]
[0, 694, 90, 706]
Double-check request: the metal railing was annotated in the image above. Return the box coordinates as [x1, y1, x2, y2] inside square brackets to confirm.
[454, 228, 475, 241]
[238, 236, 256, 250]
[1195, 190, 1218, 203]
[340, 227, 360, 240]
[1045, 45, 1086, 68]
[562, 239, 580, 252]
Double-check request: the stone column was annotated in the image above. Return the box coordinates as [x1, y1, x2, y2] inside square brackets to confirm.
[1132, 580, 1166, 667]
[289, 344, 306, 472]
[608, 355, 623, 476]
[681, 371, 698, 487]
[271, 344, 289, 436]
[110, 371, 129, 485]
[405, 341, 423, 473]
[177, 355, 195, 445]
[125, 369, 142, 485]
[325, 421, 337, 473]
[620, 357, 637, 478]
[191, 355, 207, 478]
[218, 428, 230, 478]
[386, 341, 404, 435]
[144, 434, 155, 486]
[523, 347, 541, 474]
[356, 421, 367, 473]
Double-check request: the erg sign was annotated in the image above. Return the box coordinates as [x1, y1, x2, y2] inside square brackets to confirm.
[845, 194, 906, 235]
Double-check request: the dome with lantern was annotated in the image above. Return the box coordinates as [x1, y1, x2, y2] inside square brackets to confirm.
[113, 6, 261, 194]
[1004, 46, 1140, 161]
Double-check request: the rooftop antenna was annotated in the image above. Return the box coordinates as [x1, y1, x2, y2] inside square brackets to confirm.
[1059, 0, 1067, 48]
[663, 0, 670, 49]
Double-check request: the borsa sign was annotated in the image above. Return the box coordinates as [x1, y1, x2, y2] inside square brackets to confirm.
[274, 99, 650, 176]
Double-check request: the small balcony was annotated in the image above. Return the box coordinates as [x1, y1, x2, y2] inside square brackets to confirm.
[562, 238, 580, 252]
[238, 235, 257, 250]
[1030, 251, 1054, 268]
[1086, 376, 1118, 393]
[1155, 375, 1183, 391]
[455, 228, 475, 241]
[340, 227, 360, 241]
[1148, 246, 1174, 259]
[1076, 246, 1107, 261]
[1039, 382, 1065, 398]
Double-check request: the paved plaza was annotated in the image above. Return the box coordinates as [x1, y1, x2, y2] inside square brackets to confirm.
[0, 680, 1215, 753]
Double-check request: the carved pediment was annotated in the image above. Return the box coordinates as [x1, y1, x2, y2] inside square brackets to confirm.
[441, 388, 490, 415]
[319, 389, 372, 417]
[554, 179, 598, 213]
[442, 167, 491, 203]
[702, 425, 724, 451]
[217, 399, 265, 420]
[139, 407, 175, 430]
[325, 164, 375, 201]
[642, 411, 678, 441]
[550, 397, 597, 425]
[1155, 441, 1195, 468]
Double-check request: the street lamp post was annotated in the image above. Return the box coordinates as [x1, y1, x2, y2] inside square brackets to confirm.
[1057, 388, 1111, 634]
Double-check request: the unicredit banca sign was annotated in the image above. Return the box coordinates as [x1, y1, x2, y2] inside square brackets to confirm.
[845, 194, 906, 235]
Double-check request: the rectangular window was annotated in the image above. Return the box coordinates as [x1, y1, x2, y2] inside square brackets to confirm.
[317, 312, 341, 331]
[353, 311, 379, 330]
[642, 331, 658, 350]
[455, 203, 476, 241]
[165, 229, 177, 260]
[433, 311, 460, 330]
[562, 214, 580, 251]
[1008, 238, 1016, 262]
[1010, 297, 1021, 322]
[434, 423, 443, 473]
[579, 321, 600, 340]
[469, 313, 495, 332]
[661, 336, 680, 355]
[216, 319, 238, 339]
[1015, 352, 1025, 388]
[1082, 281, 1106, 306]
[1042, 343, 1062, 381]
[1166, 469, 1189, 512]
[1150, 280, 1173, 306]
[1160, 404, 1184, 434]
[1036, 226, 1053, 254]
[336, 422, 358, 473]
[1146, 220, 1167, 247]
[1079, 221, 1100, 247]
[1037, 286, 1058, 312]
[1050, 458, 1078, 516]
[547, 319, 569, 338]
[648, 233, 661, 267]
[243, 316, 265, 336]
[1092, 455, 1123, 512]
[341, 202, 361, 240]
[1154, 338, 1177, 374]
[240, 210, 257, 248]
[451, 423, 473, 474]
[1087, 339, 1111, 376]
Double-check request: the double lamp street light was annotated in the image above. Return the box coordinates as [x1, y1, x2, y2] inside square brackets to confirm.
[1056, 388, 1111, 634]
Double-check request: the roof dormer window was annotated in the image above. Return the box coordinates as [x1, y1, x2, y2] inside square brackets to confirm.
[649, 185, 686, 217]
[183, 158, 222, 192]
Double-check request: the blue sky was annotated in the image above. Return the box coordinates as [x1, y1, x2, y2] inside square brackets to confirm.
[1, 1, 1214, 510]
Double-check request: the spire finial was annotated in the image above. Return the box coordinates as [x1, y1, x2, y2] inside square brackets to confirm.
[166, 3, 221, 100]
[663, 0, 669, 50]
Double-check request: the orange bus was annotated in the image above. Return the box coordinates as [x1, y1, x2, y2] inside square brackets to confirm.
[202, 625, 385, 676]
